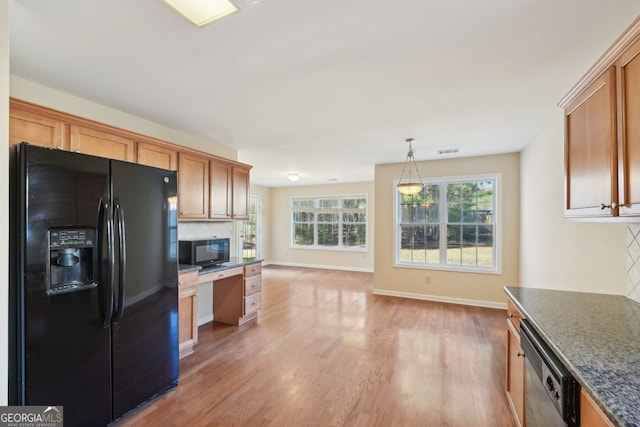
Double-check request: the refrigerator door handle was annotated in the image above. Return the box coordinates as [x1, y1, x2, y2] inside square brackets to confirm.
[99, 197, 115, 328]
[113, 198, 126, 323]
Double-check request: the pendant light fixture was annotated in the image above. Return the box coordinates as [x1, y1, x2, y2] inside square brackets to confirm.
[397, 138, 424, 196]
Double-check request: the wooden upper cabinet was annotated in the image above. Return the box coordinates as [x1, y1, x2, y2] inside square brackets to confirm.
[232, 166, 250, 220]
[137, 141, 178, 171]
[70, 125, 135, 162]
[564, 67, 618, 218]
[9, 109, 68, 150]
[178, 153, 210, 219]
[210, 160, 232, 220]
[617, 37, 640, 216]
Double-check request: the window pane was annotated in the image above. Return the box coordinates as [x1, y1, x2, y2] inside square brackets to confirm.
[343, 198, 366, 209]
[318, 199, 339, 209]
[448, 202, 462, 223]
[478, 225, 494, 266]
[446, 225, 462, 265]
[462, 202, 477, 222]
[343, 212, 366, 223]
[400, 203, 415, 223]
[292, 199, 314, 208]
[343, 224, 366, 247]
[477, 203, 493, 223]
[318, 223, 339, 246]
[462, 225, 478, 266]
[317, 213, 339, 222]
[425, 225, 440, 263]
[294, 224, 314, 245]
[293, 212, 314, 222]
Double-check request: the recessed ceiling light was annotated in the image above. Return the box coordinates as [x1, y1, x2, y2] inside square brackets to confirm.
[288, 173, 299, 182]
[162, 0, 259, 27]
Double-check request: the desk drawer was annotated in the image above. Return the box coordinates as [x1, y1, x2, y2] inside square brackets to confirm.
[199, 266, 243, 284]
[244, 275, 262, 296]
[244, 263, 262, 277]
[244, 292, 262, 316]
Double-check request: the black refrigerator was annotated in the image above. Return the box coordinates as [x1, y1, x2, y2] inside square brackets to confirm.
[9, 143, 180, 426]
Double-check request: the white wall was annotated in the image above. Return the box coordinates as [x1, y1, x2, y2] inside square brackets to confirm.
[1, 0, 9, 406]
[519, 112, 627, 294]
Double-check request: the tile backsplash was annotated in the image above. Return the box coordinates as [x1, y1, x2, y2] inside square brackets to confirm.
[627, 224, 640, 303]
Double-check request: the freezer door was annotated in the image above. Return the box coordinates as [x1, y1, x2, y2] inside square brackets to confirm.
[15, 144, 112, 427]
[110, 160, 179, 419]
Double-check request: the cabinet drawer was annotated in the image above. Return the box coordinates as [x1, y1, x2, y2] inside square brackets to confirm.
[199, 266, 243, 283]
[244, 263, 261, 277]
[178, 270, 199, 290]
[507, 299, 525, 332]
[244, 274, 262, 296]
[244, 292, 262, 316]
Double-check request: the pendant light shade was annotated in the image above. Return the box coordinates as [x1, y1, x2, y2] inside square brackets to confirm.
[397, 138, 424, 195]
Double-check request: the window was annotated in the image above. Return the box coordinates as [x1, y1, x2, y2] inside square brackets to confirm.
[395, 176, 499, 272]
[291, 195, 367, 250]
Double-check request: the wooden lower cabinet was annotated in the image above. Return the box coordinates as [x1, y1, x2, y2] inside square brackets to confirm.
[207, 262, 262, 326]
[178, 270, 199, 359]
[581, 389, 615, 427]
[242, 263, 262, 321]
[506, 319, 525, 427]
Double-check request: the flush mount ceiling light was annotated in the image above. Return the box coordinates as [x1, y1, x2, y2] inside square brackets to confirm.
[162, 0, 260, 27]
[397, 138, 424, 196]
[288, 173, 299, 182]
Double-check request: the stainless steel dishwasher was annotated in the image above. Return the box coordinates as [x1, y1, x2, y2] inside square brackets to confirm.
[520, 319, 580, 427]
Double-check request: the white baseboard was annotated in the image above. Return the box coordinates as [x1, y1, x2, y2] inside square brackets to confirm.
[266, 261, 373, 273]
[198, 313, 213, 326]
[372, 288, 507, 310]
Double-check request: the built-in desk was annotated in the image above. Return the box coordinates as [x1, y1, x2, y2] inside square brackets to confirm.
[198, 258, 263, 326]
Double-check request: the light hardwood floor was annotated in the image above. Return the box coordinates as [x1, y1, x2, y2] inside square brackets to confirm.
[115, 265, 516, 427]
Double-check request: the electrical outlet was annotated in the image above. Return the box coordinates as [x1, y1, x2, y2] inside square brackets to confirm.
[425, 275, 431, 284]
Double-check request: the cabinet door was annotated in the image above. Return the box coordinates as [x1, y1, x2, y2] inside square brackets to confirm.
[178, 288, 198, 358]
[565, 67, 618, 217]
[506, 321, 525, 427]
[137, 141, 177, 171]
[9, 109, 67, 150]
[210, 160, 232, 220]
[70, 125, 135, 161]
[618, 38, 640, 216]
[580, 389, 614, 427]
[232, 166, 250, 219]
[178, 152, 209, 219]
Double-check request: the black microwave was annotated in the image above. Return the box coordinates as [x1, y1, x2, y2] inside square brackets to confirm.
[179, 238, 230, 268]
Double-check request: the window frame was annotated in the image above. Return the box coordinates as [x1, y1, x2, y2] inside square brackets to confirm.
[290, 194, 368, 252]
[393, 174, 501, 274]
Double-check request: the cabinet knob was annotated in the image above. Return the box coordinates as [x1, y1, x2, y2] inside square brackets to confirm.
[517, 352, 525, 358]
[508, 312, 516, 318]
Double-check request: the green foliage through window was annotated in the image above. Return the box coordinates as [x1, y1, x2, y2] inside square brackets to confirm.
[292, 196, 367, 250]
[396, 177, 497, 270]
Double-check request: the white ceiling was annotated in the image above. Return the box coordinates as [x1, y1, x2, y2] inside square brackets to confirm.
[9, 0, 640, 187]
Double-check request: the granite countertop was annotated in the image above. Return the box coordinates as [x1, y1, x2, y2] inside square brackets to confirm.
[504, 286, 640, 427]
[179, 257, 262, 275]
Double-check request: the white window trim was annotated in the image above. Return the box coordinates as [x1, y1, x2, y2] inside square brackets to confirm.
[290, 193, 369, 252]
[393, 174, 502, 274]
